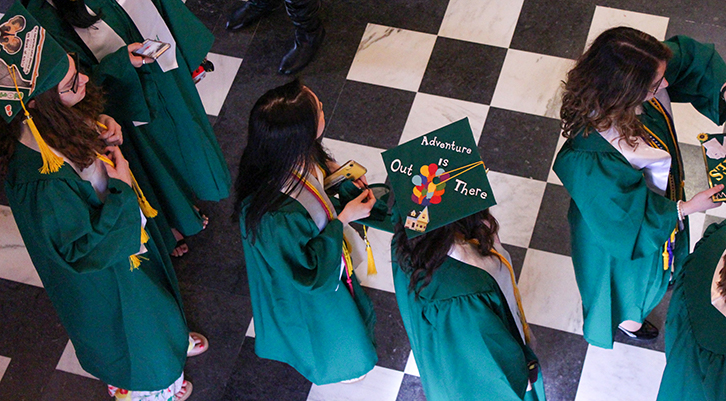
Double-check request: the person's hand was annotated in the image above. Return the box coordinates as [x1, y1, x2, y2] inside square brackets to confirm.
[97, 114, 123, 146]
[127, 43, 155, 68]
[681, 184, 724, 216]
[103, 146, 133, 187]
[353, 174, 368, 189]
[337, 189, 376, 225]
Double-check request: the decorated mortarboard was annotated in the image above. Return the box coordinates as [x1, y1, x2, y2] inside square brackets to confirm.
[382, 118, 496, 238]
[698, 133, 726, 202]
[0, 1, 69, 173]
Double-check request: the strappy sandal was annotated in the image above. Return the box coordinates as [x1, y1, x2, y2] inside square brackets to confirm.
[187, 332, 209, 357]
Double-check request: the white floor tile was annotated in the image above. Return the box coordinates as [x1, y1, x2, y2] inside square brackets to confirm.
[307, 365, 404, 401]
[672, 102, 725, 147]
[354, 228, 395, 293]
[487, 171, 547, 248]
[518, 249, 583, 335]
[403, 351, 419, 377]
[0, 355, 10, 383]
[688, 212, 706, 253]
[195, 52, 243, 117]
[585, 6, 669, 50]
[347, 24, 437, 92]
[575, 343, 665, 401]
[0, 206, 42, 288]
[705, 201, 726, 219]
[490, 49, 574, 119]
[438, 0, 524, 48]
[547, 134, 568, 185]
[56, 340, 98, 380]
[400, 93, 489, 145]
[321, 139, 388, 186]
[245, 318, 255, 338]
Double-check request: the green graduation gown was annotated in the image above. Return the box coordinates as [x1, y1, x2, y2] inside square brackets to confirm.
[28, 0, 231, 236]
[553, 35, 726, 348]
[239, 195, 378, 385]
[657, 221, 726, 401]
[4, 143, 189, 390]
[391, 246, 545, 401]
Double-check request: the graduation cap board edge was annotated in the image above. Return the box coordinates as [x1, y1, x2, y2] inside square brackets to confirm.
[381, 117, 497, 238]
[698, 133, 726, 202]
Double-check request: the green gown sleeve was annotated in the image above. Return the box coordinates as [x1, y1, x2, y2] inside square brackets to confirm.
[254, 207, 346, 293]
[423, 293, 531, 400]
[664, 35, 726, 125]
[150, 0, 214, 69]
[90, 47, 151, 123]
[554, 140, 678, 260]
[16, 177, 142, 273]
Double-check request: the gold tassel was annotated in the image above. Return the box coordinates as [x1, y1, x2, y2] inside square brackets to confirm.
[96, 153, 158, 218]
[26, 117, 64, 174]
[128, 254, 148, 271]
[6, 65, 64, 174]
[129, 255, 141, 270]
[364, 226, 377, 275]
[140, 228, 149, 244]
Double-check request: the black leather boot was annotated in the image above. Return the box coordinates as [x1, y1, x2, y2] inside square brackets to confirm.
[226, 1, 280, 31]
[278, 25, 325, 75]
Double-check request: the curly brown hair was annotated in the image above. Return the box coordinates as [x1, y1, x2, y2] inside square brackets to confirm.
[0, 79, 106, 173]
[394, 209, 499, 297]
[719, 254, 726, 298]
[560, 27, 672, 146]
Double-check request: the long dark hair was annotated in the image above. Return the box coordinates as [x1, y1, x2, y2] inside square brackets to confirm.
[0, 78, 106, 173]
[234, 79, 332, 242]
[51, 0, 102, 29]
[394, 209, 499, 297]
[560, 27, 672, 146]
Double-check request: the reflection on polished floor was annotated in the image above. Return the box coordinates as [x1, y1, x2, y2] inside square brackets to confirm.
[0, 0, 725, 399]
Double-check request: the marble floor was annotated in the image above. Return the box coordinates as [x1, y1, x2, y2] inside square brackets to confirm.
[1, 0, 725, 400]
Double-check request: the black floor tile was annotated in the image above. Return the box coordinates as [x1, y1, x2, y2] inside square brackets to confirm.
[530, 324, 589, 401]
[337, 0, 449, 35]
[0, 280, 68, 401]
[419, 38, 507, 106]
[179, 284, 253, 401]
[501, 243, 527, 282]
[365, 287, 411, 372]
[529, 183, 572, 256]
[221, 337, 311, 401]
[396, 374, 427, 401]
[478, 107, 562, 181]
[325, 81, 415, 149]
[510, 0, 594, 59]
[666, 17, 726, 58]
[39, 370, 107, 401]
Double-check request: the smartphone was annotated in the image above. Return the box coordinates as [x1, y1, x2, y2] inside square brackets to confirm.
[324, 160, 367, 190]
[132, 39, 170, 59]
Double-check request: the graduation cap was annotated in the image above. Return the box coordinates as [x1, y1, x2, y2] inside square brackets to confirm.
[382, 118, 496, 238]
[0, 1, 69, 173]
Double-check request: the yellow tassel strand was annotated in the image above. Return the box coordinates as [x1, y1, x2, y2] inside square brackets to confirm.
[140, 228, 149, 244]
[131, 170, 158, 218]
[7, 66, 64, 174]
[128, 255, 148, 271]
[364, 225, 377, 275]
[96, 152, 158, 217]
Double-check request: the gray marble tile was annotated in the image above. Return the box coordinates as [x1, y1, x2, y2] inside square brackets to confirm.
[530, 324, 589, 401]
[575, 342, 665, 401]
[490, 49, 574, 120]
[529, 183, 572, 257]
[0, 206, 42, 288]
[196, 52, 243, 117]
[585, 5, 669, 49]
[518, 249, 583, 335]
[347, 24, 437, 92]
[438, 0, 524, 48]
[400, 93, 489, 145]
[396, 374, 426, 401]
[307, 366, 404, 401]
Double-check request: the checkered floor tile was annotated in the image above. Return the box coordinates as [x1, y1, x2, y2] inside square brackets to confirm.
[1, 0, 725, 400]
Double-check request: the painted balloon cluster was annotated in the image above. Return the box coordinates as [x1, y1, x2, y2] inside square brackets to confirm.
[411, 163, 449, 206]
